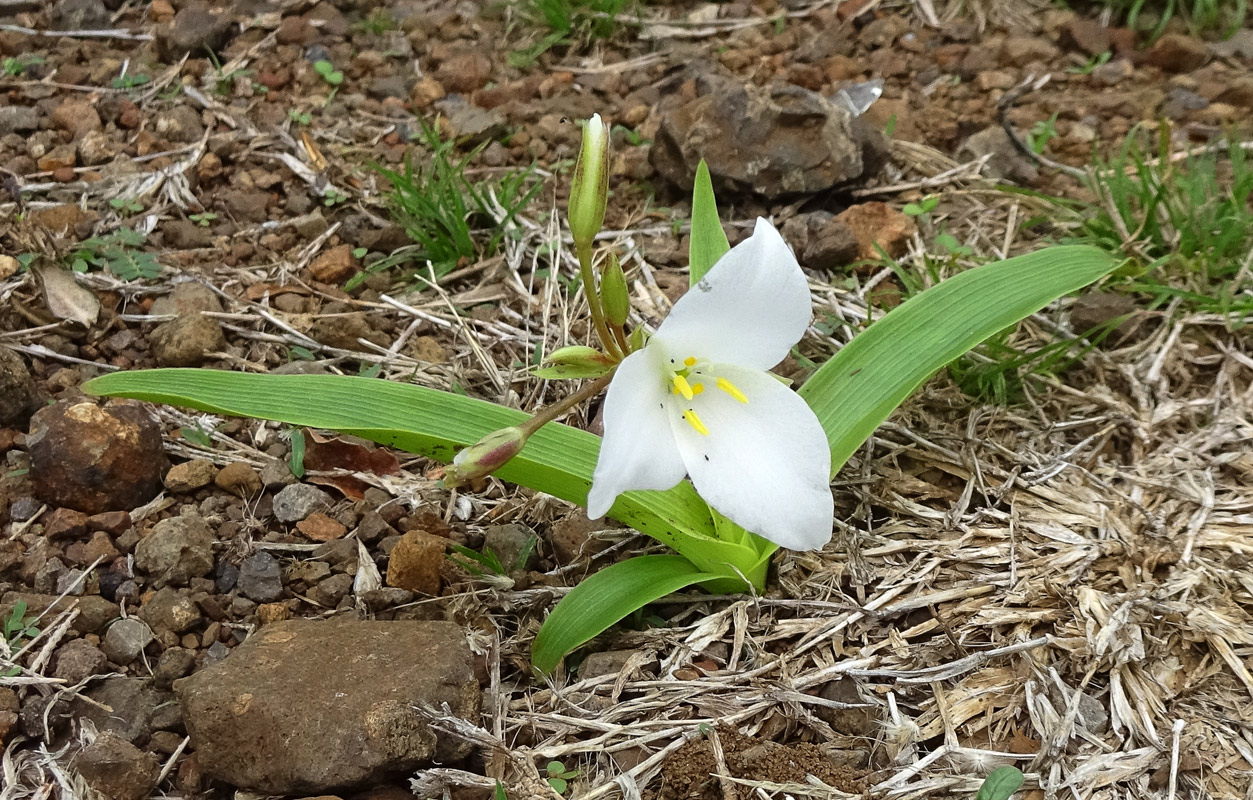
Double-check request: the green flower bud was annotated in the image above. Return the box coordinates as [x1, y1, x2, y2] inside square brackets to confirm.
[628, 325, 648, 352]
[443, 426, 526, 488]
[533, 345, 615, 379]
[568, 114, 608, 250]
[600, 253, 629, 327]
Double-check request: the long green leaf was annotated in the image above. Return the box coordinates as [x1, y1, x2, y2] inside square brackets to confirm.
[531, 554, 717, 673]
[689, 160, 730, 286]
[799, 245, 1117, 474]
[84, 370, 754, 575]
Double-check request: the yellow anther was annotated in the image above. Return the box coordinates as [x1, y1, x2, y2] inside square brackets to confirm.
[682, 409, 709, 436]
[684, 356, 697, 367]
[716, 377, 749, 404]
[672, 374, 694, 401]
[691, 382, 704, 395]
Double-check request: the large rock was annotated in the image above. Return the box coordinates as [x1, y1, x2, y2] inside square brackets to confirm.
[176, 619, 479, 794]
[134, 513, 215, 586]
[27, 401, 168, 515]
[74, 732, 160, 800]
[651, 76, 885, 198]
[0, 346, 36, 426]
[155, 2, 235, 61]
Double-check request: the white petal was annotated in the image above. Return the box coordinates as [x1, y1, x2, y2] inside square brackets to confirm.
[587, 348, 688, 518]
[668, 364, 833, 550]
[654, 218, 812, 370]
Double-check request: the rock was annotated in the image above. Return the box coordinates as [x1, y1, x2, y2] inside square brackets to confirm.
[140, 587, 203, 634]
[154, 646, 196, 689]
[150, 313, 227, 367]
[150, 281, 223, 316]
[84, 531, 122, 564]
[162, 219, 214, 249]
[28, 401, 168, 515]
[833, 202, 917, 263]
[75, 732, 160, 800]
[549, 511, 612, 565]
[156, 1, 235, 61]
[444, 105, 508, 145]
[433, 51, 492, 94]
[308, 312, 386, 350]
[1070, 292, 1148, 345]
[78, 130, 119, 167]
[175, 619, 478, 793]
[155, 105, 204, 143]
[50, 0, 110, 29]
[385, 531, 446, 595]
[483, 524, 538, 572]
[957, 125, 1039, 184]
[165, 459, 218, 493]
[76, 678, 172, 745]
[134, 514, 215, 587]
[0, 106, 41, 136]
[37, 144, 76, 172]
[410, 76, 445, 109]
[1091, 58, 1134, 87]
[815, 677, 876, 735]
[0, 688, 17, 746]
[53, 638, 109, 684]
[1148, 33, 1208, 73]
[260, 459, 297, 489]
[651, 76, 882, 198]
[50, 98, 102, 140]
[780, 211, 860, 270]
[224, 190, 270, 223]
[1061, 19, 1112, 56]
[273, 484, 334, 523]
[580, 649, 645, 679]
[296, 512, 347, 542]
[43, 507, 89, 539]
[0, 593, 118, 636]
[368, 75, 410, 100]
[1217, 77, 1253, 109]
[1000, 35, 1059, 65]
[276, 15, 315, 45]
[27, 203, 97, 234]
[311, 573, 354, 606]
[1163, 87, 1209, 119]
[309, 244, 357, 284]
[89, 511, 133, 535]
[215, 462, 263, 497]
[238, 552, 284, 602]
[101, 618, 155, 665]
[0, 347, 36, 425]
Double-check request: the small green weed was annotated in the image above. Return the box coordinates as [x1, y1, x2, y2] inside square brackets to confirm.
[1027, 112, 1060, 155]
[110, 197, 144, 216]
[2, 54, 43, 76]
[544, 760, 581, 795]
[1067, 50, 1112, 75]
[2, 601, 40, 677]
[289, 109, 313, 125]
[288, 428, 306, 479]
[353, 8, 397, 35]
[111, 70, 150, 90]
[180, 423, 215, 448]
[1094, 0, 1246, 40]
[323, 188, 350, 207]
[508, 0, 634, 67]
[70, 229, 161, 281]
[449, 535, 538, 577]
[975, 766, 1024, 800]
[494, 782, 508, 800]
[368, 121, 541, 287]
[313, 59, 344, 86]
[190, 211, 218, 227]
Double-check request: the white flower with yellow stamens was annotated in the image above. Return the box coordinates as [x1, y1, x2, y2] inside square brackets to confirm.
[586, 218, 834, 551]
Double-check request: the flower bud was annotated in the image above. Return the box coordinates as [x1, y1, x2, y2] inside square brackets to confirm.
[534, 345, 614, 379]
[600, 253, 629, 327]
[628, 325, 649, 352]
[568, 114, 608, 250]
[443, 426, 526, 488]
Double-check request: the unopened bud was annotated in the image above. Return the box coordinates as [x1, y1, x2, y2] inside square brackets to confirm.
[534, 345, 614, 379]
[568, 114, 608, 249]
[443, 427, 526, 488]
[600, 253, 629, 327]
[628, 325, 649, 352]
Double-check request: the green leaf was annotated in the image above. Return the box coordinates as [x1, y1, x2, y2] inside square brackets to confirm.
[288, 428, 306, 478]
[688, 159, 729, 286]
[975, 767, 1025, 800]
[799, 245, 1117, 475]
[531, 555, 718, 673]
[83, 370, 754, 575]
[532, 364, 613, 380]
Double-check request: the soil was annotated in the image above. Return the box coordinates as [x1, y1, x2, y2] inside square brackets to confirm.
[1, 0, 1252, 799]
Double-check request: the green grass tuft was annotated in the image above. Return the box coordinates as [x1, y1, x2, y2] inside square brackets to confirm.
[508, 0, 636, 67]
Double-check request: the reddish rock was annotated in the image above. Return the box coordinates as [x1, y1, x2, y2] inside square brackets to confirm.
[165, 458, 218, 492]
[308, 244, 357, 284]
[296, 512, 347, 542]
[214, 461, 263, 497]
[834, 202, 917, 262]
[74, 732, 160, 800]
[1062, 19, 1112, 56]
[434, 51, 491, 94]
[89, 511, 133, 535]
[385, 531, 446, 595]
[44, 507, 89, 539]
[37, 144, 77, 172]
[28, 401, 168, 515]
[276, 15, 315, 45]
[50, 98, 102, 140]
[1147, 33, 1208, 73]
[409, 76, 445, 109]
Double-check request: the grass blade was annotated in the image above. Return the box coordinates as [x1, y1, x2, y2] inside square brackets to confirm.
[531, 554, 717, 673]
[800, 245, 1117, 474]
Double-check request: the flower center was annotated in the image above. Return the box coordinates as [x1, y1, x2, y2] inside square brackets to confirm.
[666, 356, 749, 436]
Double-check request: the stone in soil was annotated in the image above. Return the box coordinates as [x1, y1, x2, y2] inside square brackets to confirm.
[957, 126, 1039, 184]
[101, 618, 156, 666]
[139, 586, 203, 634]
[238, 551, 284, 602]
[273, 484, 334, 522]
[651, 75, 884, 198]
[150, 282, 224, 316]
[548, 511, 613, 565]
[215, 461, 263, 497]
[154, 646, 196, 689]
[155, 105, 205, 144]
[162, 219, 215, 249]
[297, 512, 347, 542]
[165, 458, 218, 492]
[0, 347, 35, 426]
[483, 524, 538, 572]
[156, 1, 236, 61]
[1070, 291, 1150, 345]
[150, 313, 227, 367]
[53, 638, 109, 684]
[385, 531, 446, 595]
[43, 507, 89, 539]
[815, 677, 877, 735]
[135, 513, 215, 587]
[27, 401, 168, 515]
[76, 677, 173, 745]
[309, 244, 358, 284]
[74, 732, 161, 800]
[175, 618, 478, 794]
[0, 688, 17, 746]
[833, 202, 916, 264]
[1147, 33, 1208, 73]
[780, 211, 860, 271]
[50, 0, 110, 29]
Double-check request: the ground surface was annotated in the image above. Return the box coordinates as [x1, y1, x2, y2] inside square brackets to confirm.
[2, 0, 1253, 799]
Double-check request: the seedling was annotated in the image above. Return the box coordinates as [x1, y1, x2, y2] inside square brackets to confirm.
[975, 766, 1024, 800]
[313, 60, 343, 86]
[902, 195, 939, 218]
[289, 109, 313, 125]
[508, 0, 634, 67]
[1068, 50, 1112, 75]
[323, 188, 349, 207]
[544, 761, 581, 795]
[190, 212, 218, 227]
[1027, 113, 1059, 156]
[110, 197, 144, 216]
[70, 229, 161, 281]
[2, 600, 40, 677]
[180, 423, 215, 448]
[2, 54, 43, 76]
[352, 247, 368, 259]
[111, 71, 150, 90]
[449, 534, 538, 577]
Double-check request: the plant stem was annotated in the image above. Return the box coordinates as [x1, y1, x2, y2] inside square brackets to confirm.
[576, 242, 623, 360]
[519, 372, 614, 437]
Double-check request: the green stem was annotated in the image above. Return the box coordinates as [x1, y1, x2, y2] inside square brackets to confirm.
[576, 242, 622, 360]
[519, 372, 613, 438]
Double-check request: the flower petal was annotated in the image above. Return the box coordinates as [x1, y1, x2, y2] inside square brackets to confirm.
[654, 218, 811, 370]
[587, 348, 688, 518]
[668, 364, 833, 550]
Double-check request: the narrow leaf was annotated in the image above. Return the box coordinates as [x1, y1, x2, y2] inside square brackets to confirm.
[975, 767, 1025, 800]
[799, 245, 1117, 475]
[688, 159, 730, 286]
[83, 370, 754, 575]
[531, 554, 717, 673]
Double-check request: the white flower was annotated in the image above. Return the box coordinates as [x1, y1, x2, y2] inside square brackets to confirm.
[587, 218, 834, 551]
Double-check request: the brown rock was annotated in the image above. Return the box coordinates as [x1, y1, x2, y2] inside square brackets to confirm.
[386, 531, 446, 595]
[434, 51, 491, 94]
[50, 98, 102, 141]
[155, 1, 235, 61]
[276, 15, 315, 45]
[134, 514, 215, 587]
[150, 313, 227, 367]
[43, 507, 89, 539]
[174, 619, 478, 793]
[255, 602, 292, 625]
[84, 531, 122, 564]
[1062, 19, 1112, 56]
[549, 511, 613, 565]
[309, 244, 358, 284]
[1, 592, 119, 635]
[165, 458, 218, 493]
[53, 638, 109, 683]
[0, 688, 18, 746]
[88, 511, 132, 535]
[150, 281, 223, 316]
[75, 733, 160, 800]
[37, 144, 77, 172]
[1070, 291, 1150, 345]
[27, 203, 97, 235]
[834, 202, 916, 262]
[1217, 77, 1253, 108]
[78, 129, 118, 167]
[1148, 33, 1208, 73]
[296, 512, 347, 542]
[215, 461, 263, 497]
[0, 346, 36, 426]
[139, 586, 202, 634]
[28, 401, 168, 515]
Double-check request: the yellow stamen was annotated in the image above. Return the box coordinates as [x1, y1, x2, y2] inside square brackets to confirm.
[682, 409, 709, 436]
[691, 382, 704, 395]
[684, 356, 697, 367]
[672, 374, 694, 401]
[716, 377, 749, 404]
